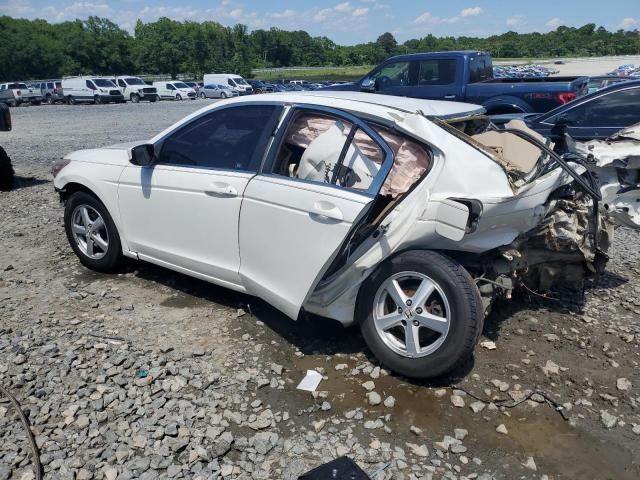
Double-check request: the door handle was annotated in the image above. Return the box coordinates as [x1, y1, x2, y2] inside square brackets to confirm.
[311, 201, 343, 221]
[204, 182, 238, 197]
[444, 95, 456, 100]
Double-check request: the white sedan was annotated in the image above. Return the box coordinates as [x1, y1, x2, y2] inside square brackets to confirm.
[52, 92, 634, 378]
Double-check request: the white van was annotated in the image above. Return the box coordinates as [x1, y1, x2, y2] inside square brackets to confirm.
[61, 76, 124, 104]
[152, 81, 196, 101]
[202, 74, 253, 95]
[114, 76, 158, 103]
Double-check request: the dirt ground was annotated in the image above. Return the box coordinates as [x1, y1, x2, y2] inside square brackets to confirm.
[1, 101, 639, 480]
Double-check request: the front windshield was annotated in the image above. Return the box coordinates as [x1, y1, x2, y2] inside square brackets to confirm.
[174, 82, 189, 89]
[234, 77, 248, 85]
[93, 79, 115, 87]
[124, 77, 145, 85]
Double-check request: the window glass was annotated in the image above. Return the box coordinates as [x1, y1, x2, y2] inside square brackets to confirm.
[93, 79, 114, 87]
[167, 84, 175, 90]
[124, 77, 145, 85]
[118, 79, 126, 87]
[560, 87, 640, 128]
[158, 105, 278, 171]
[416, 59, 457, 85]
[47, 82, 53, 89]
[173, 82, 189, 89]
[469, 56, 492, 83]
[271, 112, 384, 193]
[370, 61, 410, 92]
[86, 80, 96, 89]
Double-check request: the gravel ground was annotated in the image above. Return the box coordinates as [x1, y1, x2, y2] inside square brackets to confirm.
[1, 101, 639, 480]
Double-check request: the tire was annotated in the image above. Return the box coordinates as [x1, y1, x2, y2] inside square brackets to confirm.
[94, 95, 102, 105]
[175, 94, 182, 101]
[221, 92, 227, 99]
[150, 96, 157, 103]
[64, 192, 123, 273]
[200, 92, 206, 99]
[0, 145, 15, 192]
[130, 93, 140, 103]
[68, 96, 75, 105]
[46, 94, 53, 105]
[357, 250, 483, 379]
[32, 101, 41, 106]
[8, 100, 17, 107]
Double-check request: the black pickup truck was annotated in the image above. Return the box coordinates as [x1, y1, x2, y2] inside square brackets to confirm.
[322, 51, 589, 114]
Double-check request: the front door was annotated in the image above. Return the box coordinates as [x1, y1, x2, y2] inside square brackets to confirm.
[238, 106, 393, 319]
[118, 104, 282, 285]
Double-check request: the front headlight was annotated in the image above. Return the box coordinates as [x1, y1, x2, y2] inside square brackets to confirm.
[52, 159, 71, 178]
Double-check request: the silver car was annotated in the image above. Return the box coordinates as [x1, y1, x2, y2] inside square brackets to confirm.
[198, 84, 238, 99]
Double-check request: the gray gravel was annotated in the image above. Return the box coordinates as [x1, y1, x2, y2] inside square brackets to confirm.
[1, 101, 640, 479]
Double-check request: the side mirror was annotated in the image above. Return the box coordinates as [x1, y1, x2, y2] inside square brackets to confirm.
[0, 103, 11, 132]
[361, 77, 375, 92]
[130, 144, 156, 166]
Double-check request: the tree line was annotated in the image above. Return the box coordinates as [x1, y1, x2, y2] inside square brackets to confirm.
[0, 15, 639, 82]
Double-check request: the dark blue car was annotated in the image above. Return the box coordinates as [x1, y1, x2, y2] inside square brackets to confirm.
[490, 79, 640, 142]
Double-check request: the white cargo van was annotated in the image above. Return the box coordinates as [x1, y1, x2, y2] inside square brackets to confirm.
[61, 77, 124, 104]
[202, 74, 253, 95]
[114, 76, 159, 103]
[152, 81, 196, 101]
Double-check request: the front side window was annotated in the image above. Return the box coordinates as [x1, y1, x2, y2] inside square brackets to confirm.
[118, 79, 126, 87]
[173, 82, 189, 89]
[93, 79, 114, 88]
[370, 61, 410, 92]
[158, 105, 279, 171]
[86, 80, 96, 90]
[416, 59, 457, 85]
[167, 84, 175, 90]
[559, 87, 640, 128]
[125, 78, 145, 85]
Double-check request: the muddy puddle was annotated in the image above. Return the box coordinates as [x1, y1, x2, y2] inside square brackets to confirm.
[263, 352, 640, 480]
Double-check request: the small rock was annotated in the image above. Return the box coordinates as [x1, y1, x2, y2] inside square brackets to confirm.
[480, 340, 496, 350]
[383, 396, 396, 408]
[522, 457, 537, 471]
[496, 424, 508, 435]
[470, 401, 486, 413]
[450, 395, 465, 408]
[616, 378, 632, 391]
[407, 443, 429, 457]
[361, 381, 375, 391]
[409, 425, 422, 436]
[367, 392, 382, 406]
[601, 410, 618, 429]
[542, 360, 560, 376]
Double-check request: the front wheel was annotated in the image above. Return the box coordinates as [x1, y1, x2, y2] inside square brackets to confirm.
[46, 94, 53, 105]
[150, 96, 158, 103]
[130, 93, 140, 103]
[94, 95, 102, 105]
[221, 92, 227, 99]
[175, 94, 182, 101]
[358, 250, 483, 379]
[64, 192, 123, 273]
[200, 92, 206, 99]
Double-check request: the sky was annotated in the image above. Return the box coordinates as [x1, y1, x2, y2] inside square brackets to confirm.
[1, 0, 639, 45]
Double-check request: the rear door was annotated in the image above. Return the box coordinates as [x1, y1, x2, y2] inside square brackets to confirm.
[238, 106, 394, 319]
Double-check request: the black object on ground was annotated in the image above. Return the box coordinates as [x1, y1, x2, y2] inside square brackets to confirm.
[299, 456, 371, 479]
[0, 145, 15, 191]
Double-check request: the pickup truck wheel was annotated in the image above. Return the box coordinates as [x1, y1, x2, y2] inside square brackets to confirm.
[64, 192, 123, 273]
[358, 250, 483, 379]
[130, 93, 140, 103]
[46, 94, 53, 105]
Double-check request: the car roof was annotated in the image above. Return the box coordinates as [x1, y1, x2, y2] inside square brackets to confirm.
[537, 79, 640, 122]
[385, 50, 488, 62]
[217, 91, 484, 118]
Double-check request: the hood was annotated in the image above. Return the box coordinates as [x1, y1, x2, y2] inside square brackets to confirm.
[64, 141, 145, 166]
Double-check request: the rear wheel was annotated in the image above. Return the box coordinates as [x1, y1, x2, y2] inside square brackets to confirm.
[68, 96, 75, 105]
[130, 93, 140, 103]
[46, 94, 53, 105]
[64, 192, 123, 273]
[358, 250, 483, 379]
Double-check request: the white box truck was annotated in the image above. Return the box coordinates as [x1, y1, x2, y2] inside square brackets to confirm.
[202, 74, 253, 95]
[114, 76, 159, 103]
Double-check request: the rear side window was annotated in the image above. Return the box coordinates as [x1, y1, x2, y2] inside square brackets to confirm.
[469, 56, 492, 83]
[158, 105, 280, 171]
[560, 87, 640, 128]
[415, 59, 457, 85]
[270, 111, 385, 193]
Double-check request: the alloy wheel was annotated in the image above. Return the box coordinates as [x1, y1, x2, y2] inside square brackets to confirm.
[70, 205, 109, 260]
[372, 272, 451, 358]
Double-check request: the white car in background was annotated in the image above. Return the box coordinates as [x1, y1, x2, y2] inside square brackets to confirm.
[152, 81, 196, 101]
[198, 84, 237, 99]
[51, 92, 636, 378]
